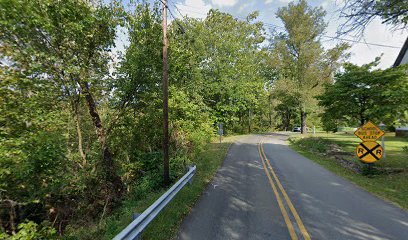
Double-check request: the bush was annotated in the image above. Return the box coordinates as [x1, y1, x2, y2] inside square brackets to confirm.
[321, 114, 338, 133]
[291, 137, 331, 154]
[0, 221, 57, 240]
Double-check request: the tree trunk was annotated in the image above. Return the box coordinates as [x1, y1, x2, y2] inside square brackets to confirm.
[284, 110, 290, 131]
[360, 115, 365, 126]
[301, 110, 307, 134]
[269, 111, 272, 129]
[1, 199, 18, 234]
[248, 108, 251, 133]
[359, 100, 366, 126]
[76, 117, 86, 166]
[75, 108, 87, 167]
[79, 81, 123, 202]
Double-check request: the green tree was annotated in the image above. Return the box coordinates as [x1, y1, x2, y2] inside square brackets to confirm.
[0, 0, 124, 225]
[170, 10, 269, 133]
[112, 1, 163, 148]
[318, 59, 408, 126]
[270, 0, 349, 133]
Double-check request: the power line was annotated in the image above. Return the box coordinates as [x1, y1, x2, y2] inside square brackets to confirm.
[169, 0, 188, 21]
[172, 2, 402, 49]
[321, 36, 400, 49]
[169, 0, 192, 34]
[159, 0, 185, 33]
[256, 21, 401, 48]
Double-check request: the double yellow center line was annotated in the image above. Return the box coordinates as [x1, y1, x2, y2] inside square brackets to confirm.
[258, 138, 311, 240]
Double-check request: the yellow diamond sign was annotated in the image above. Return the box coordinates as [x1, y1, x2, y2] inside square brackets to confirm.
[354, 121, 384, 142]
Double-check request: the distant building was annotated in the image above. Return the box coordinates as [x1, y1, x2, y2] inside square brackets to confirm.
[394, 36, 408, 137]
[393, 37, 408, 67]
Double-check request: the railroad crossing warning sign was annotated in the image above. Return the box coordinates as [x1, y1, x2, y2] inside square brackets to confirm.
[354, 121, 384, 142]
[356, 141, 383, 163]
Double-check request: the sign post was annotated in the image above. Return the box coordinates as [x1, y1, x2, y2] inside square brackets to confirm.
[354, 121, 385, 164]
[218, 123, 223, 143]
[379, 122, 386, 160]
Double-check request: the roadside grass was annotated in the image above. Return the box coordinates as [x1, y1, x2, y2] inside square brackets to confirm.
[66, 135, 236, 240]
[289, 132, 408, 210]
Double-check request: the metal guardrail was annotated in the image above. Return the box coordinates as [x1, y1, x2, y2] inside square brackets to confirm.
[113, 165, 197, 240]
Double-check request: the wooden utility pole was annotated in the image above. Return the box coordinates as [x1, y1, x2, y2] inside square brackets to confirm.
[162, 0, 170, 185]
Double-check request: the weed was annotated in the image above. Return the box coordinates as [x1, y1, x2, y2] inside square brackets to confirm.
[291, 137, 331, 154]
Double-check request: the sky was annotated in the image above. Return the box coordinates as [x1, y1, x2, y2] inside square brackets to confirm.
[117, 0, 408, 69]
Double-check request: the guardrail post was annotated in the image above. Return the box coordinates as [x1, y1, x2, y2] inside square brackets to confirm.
[187, 165, 195, 185]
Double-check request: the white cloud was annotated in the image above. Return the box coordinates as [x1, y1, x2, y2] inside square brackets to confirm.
[264, 0, 296, 5]
[175, 0, 212, 18]
[211, 0, 238, 7]
[120, 0, 406, 71]
[237, 1, 257, 14]
[320, 0, 332, 9]
[238, 3, 249, 14]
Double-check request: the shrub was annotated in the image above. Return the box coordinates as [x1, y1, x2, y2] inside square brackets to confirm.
[291, 137, 331, 154]
[0, 221, 57, 240]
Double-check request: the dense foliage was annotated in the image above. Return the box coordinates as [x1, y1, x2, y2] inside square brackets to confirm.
[0, 0, 406, 238]
[269, 0, 349, 133]
[318, 59, 408, 128]
[0, 0, 271, 237]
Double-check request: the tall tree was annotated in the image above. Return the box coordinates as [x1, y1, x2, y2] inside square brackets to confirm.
[270, 0, 348, 133]
[113, 1, 163, 145]
[170, 10, 268, 132]
[0, 0, 124, 206]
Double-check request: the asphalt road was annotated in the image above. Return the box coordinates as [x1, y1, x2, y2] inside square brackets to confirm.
[177, 134, 408, 240]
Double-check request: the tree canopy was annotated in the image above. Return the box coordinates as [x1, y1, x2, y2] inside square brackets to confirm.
[269, 0, 349, 133]
[318, 59, 408, 127]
